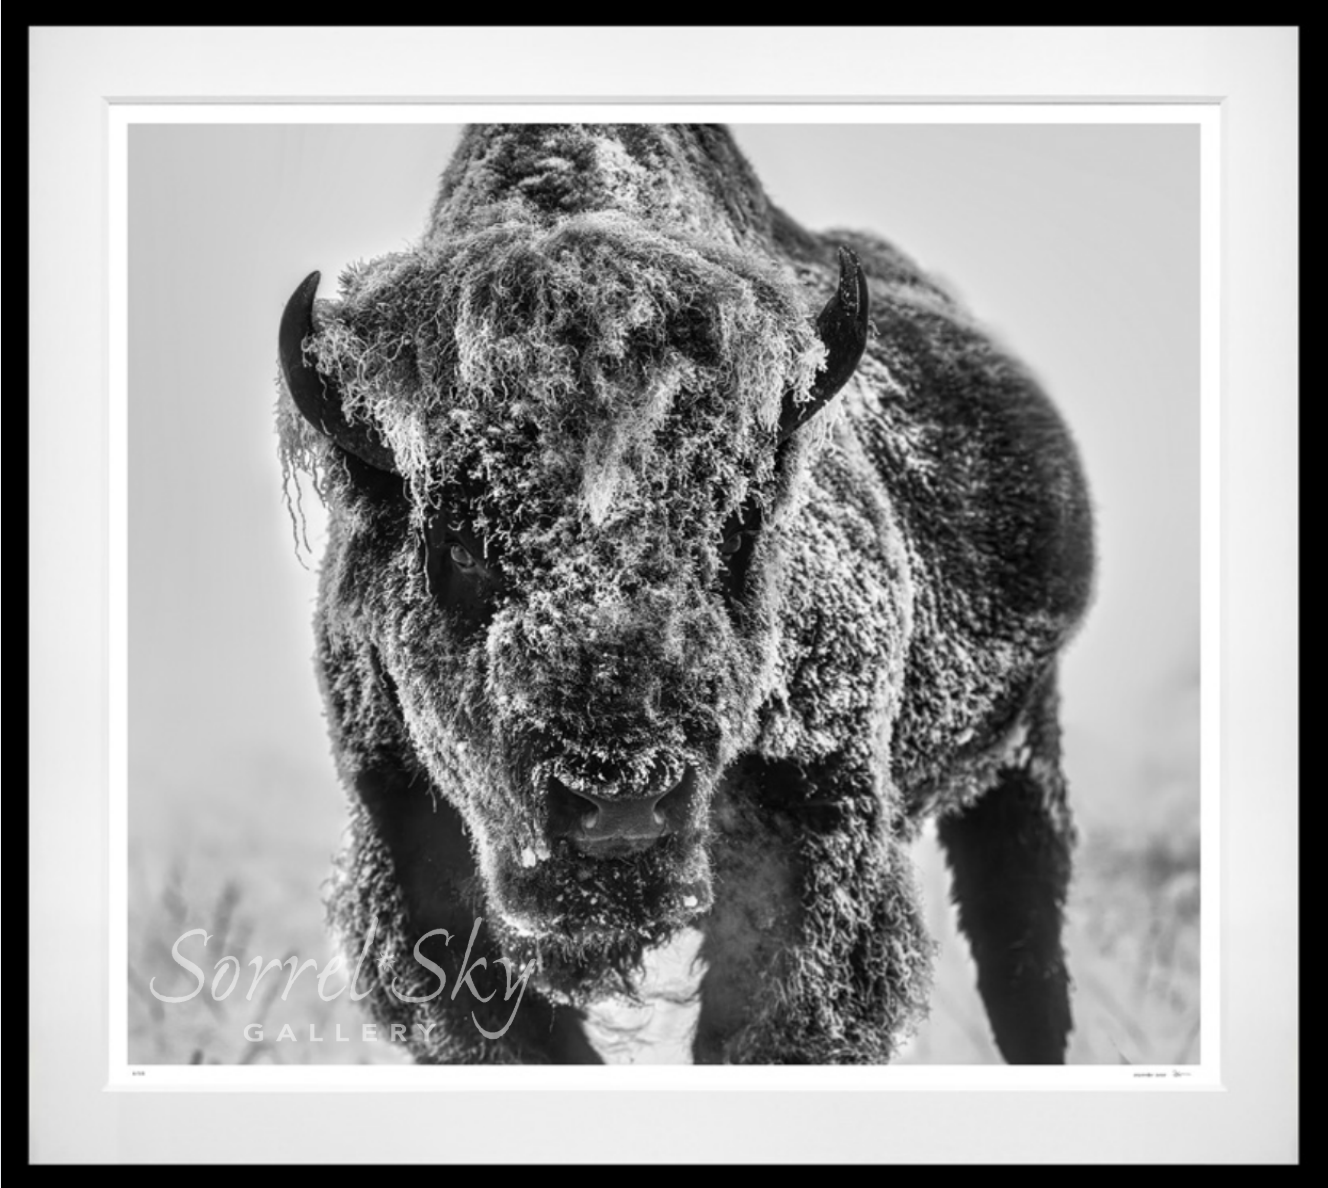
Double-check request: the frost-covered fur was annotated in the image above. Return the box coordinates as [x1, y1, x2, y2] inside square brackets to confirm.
[278, 125, 1093, 1064]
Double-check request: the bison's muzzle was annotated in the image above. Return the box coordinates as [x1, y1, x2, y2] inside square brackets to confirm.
[548, 767, 698, 858]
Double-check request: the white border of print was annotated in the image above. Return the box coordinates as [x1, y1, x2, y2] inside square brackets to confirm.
[30, 27, 1297, 1163]
[104, 100, 1222, 1094]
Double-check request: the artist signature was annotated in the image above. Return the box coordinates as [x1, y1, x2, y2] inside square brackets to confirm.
[1132, 1069, 1193, 1079]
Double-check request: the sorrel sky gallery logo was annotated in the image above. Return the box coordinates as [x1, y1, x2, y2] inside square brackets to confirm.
[149, 916, 532, 1042]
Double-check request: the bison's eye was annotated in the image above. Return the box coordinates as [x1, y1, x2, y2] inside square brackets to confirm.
[718, 515, 759, 564]
[443, 538, 497, 582]
[422, 516, 502, 635]
[716, 501, 763, 610]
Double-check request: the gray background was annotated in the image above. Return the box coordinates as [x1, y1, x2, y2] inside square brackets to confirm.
[128, 123, 1200, 1065]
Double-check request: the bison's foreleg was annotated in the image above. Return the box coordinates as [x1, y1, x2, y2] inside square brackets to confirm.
[693, 755, 932, 1064]
[330, 758, 602, 1065]
[936, 671, 1076, 1064]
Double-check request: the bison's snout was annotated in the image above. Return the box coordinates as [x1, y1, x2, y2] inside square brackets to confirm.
[548, 768, 697, 859]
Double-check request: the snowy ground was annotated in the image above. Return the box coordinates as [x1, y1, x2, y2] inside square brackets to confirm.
[128, 687, 1199, 1067]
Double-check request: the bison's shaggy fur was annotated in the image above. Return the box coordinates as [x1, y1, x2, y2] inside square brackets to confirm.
[278, 125, 1093, 1064]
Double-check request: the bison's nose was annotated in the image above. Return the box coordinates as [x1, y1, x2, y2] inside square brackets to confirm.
[548, 768, 696, 859]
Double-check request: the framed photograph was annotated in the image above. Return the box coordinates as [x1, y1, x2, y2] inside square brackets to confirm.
[30, 27, 1297, 1163]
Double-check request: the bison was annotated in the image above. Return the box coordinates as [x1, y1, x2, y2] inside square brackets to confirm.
[276, 124, 1094, 1064]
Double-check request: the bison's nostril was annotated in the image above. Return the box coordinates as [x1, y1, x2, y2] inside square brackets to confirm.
[546, 778, 599, 841]
[651, 767, 696, 831]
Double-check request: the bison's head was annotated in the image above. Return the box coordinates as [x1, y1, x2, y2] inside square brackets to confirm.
[279, 215, 867, 993]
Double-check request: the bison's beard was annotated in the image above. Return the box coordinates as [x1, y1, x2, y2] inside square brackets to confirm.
[476, 826, 713, 1003]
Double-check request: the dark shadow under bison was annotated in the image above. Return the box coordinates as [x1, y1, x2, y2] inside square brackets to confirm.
[276, 124, 1093, 1064]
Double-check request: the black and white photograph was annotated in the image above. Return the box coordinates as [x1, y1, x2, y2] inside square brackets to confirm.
[29, 26, 1297, 1165]
[126, 119, 1202, 1069]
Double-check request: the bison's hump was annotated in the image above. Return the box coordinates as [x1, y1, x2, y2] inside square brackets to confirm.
[427, 125, 781, 251]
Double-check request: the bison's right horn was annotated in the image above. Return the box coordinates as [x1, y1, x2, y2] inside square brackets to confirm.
[279, 271, 398, 474]
[778, 247, 871, 443]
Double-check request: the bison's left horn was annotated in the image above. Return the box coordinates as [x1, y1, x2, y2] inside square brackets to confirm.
[779, 246, 870, 443]
[279, 271, 398, 474]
